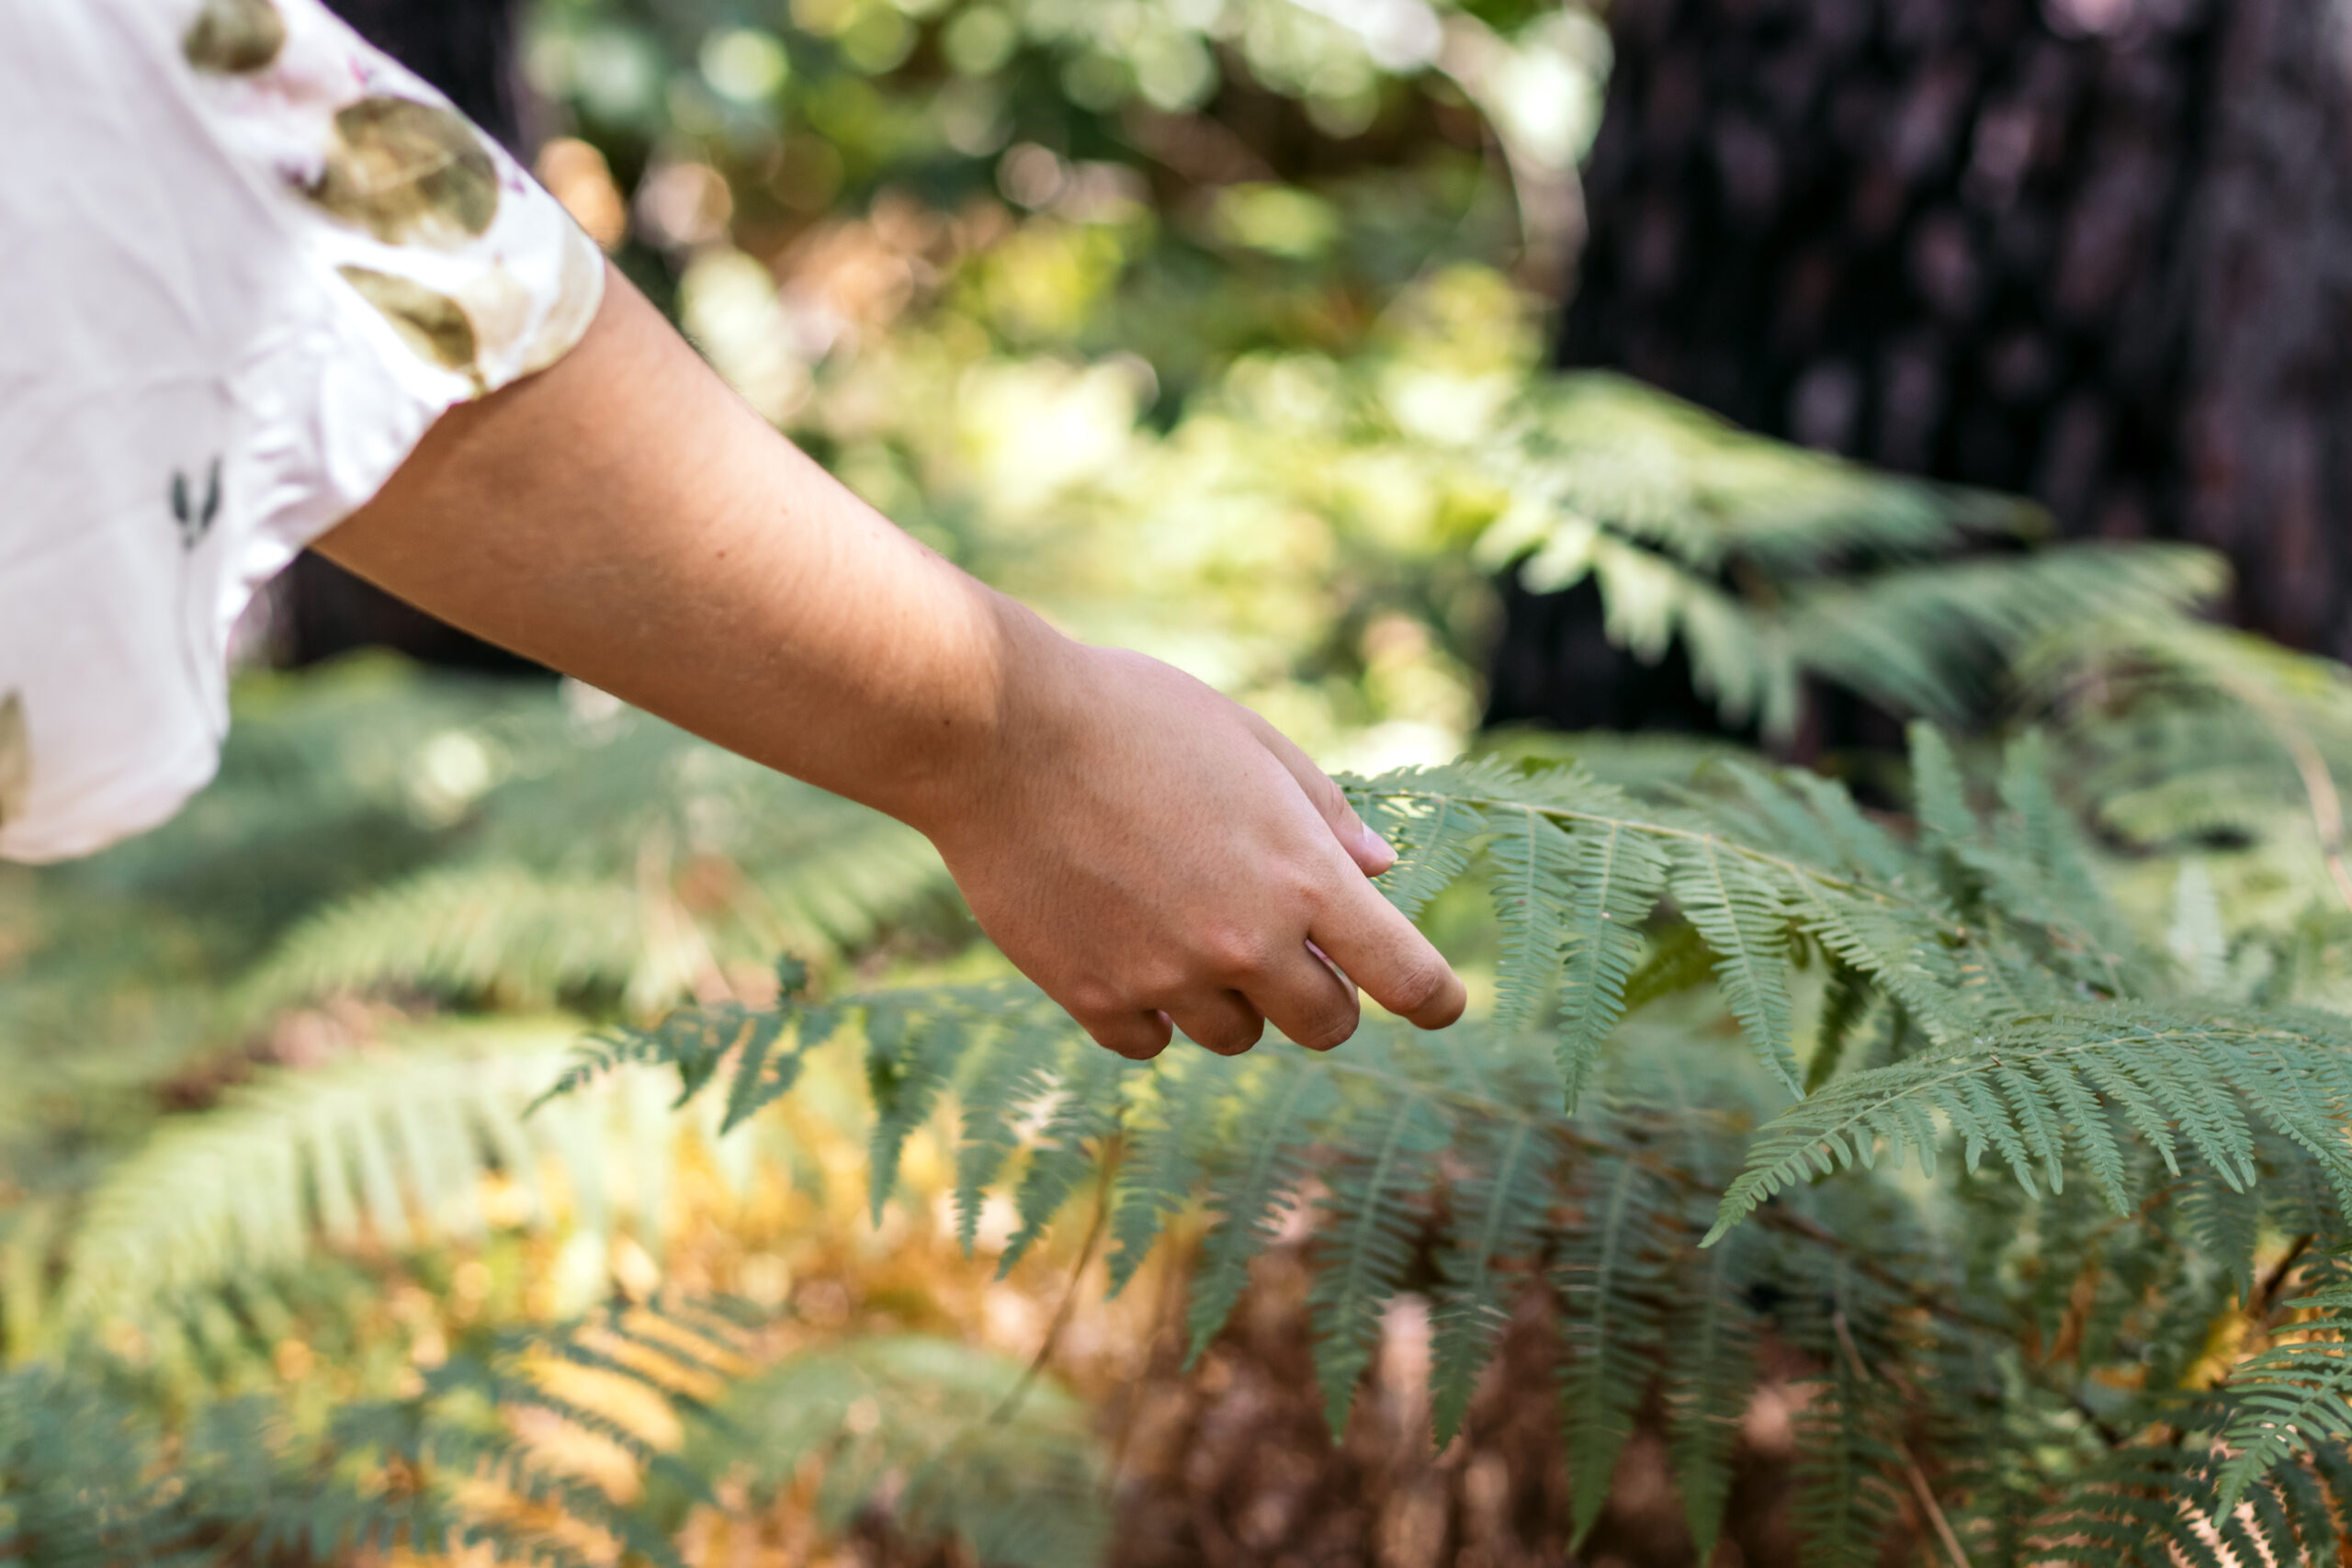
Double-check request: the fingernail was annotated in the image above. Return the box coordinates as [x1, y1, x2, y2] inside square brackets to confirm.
[1357, 824, 1397, 873]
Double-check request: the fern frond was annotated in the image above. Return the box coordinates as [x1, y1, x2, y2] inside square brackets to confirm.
[1488, 806, 1582, 1032]
[705, 1334, 1107, 1568]
[2030, 1440, 2348, 1567]
[1669, 836, 1801, 1095]
[1620, 921, 1717, 1016]
[240, 709, 952, 1017]
[1553, 821, 1669, 1109]
[1184, 1053, 1340, 1365]
[1713, 1006, 2352, 1239]
[1664, 1223, 1757, 1561]
[999, 1039, 1128, 1274]
[2214, 1279, 2352, 1508]
[1306, 1064, 1447, 1434]
[1789, 1351, 1908, 1568]
[863, 1001, 978, 1225]
[1358, 784, 1486, 919]
[1430, 1113, 1563, 1447]
[952, 1014, 1066, 1253]
[1557, 1152, 1671, 1542]
[1106, 1053, 1221, 1295]
[57, 1023, 685, 1333]
[1791, 544, 2221, 726]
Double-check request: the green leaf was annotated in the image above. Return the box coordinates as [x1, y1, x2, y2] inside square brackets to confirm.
[1430, 1115, 1561, 1446]
[1558, 1155, 1668, 1542]
[1553, 822, 1669, 1110]
[1307, 1086, 1445, 1435]
[1670, 837, 1800, 1096]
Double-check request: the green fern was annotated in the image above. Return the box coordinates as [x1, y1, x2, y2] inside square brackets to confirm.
[54, 1022, 705, 1339]
[1476, 376, 2221, 739]
[1487, 805, 1582, 1032]
[1713, 1005, 2352, 1235]
[525, 621, 2352, 1567]
[2212, 1267, 2352, 1508]
[0, 1303, 734, 1568]
[1556, 1151, 1670, 1541]
[1306, 1053, 1447, 1434]
[701, 1334, 1108, 1568]
[1429, 1112, 1563, 1447]
[1552, 819, 1668, 1108]
[1183, 1052, 1340, 1367]
[1663, 1223, 1757, 1562]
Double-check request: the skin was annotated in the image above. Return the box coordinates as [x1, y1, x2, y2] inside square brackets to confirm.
[318, 266, 1467, 1058]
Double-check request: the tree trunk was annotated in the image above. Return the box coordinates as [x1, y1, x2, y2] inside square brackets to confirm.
[1491, 0, 2352, 730]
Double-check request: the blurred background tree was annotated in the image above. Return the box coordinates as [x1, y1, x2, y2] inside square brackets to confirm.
[1556, 0, 2352, 662]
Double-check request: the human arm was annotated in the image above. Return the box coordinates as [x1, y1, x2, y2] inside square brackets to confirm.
[315, 267, 1467, 1057]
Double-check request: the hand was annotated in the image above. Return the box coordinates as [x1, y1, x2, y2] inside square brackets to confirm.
[319, 269, 1463, 1058]
[910, 609, 1467, 1059]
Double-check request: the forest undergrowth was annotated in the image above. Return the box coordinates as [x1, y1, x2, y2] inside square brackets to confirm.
[13, 0, 2352, 1562]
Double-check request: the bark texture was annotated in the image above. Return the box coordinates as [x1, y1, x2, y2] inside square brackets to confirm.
[1493, 0, 2352, 729]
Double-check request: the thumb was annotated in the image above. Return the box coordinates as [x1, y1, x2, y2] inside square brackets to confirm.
[1240, 708, 1396, 876]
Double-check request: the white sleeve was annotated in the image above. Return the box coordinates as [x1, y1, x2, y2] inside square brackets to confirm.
[0, 0, 605, 863]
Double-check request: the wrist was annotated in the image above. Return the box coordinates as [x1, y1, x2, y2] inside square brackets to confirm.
[873, 589, 1082, 843]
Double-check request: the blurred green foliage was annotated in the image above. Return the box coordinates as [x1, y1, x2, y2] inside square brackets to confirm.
[14, 1, 2352, 1562]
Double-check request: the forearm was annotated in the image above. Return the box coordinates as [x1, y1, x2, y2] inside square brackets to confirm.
[319, 262, 1463, 1056]
[316, 265, 1028, 832]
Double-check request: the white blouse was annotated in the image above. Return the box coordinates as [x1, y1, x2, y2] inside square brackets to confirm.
[0, 0, 604, 862]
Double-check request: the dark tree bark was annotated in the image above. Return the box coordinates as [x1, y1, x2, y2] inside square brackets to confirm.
[333, 0, 529, 152]
[1490, 0, 2352, 730]
[276, 0, 540, 673]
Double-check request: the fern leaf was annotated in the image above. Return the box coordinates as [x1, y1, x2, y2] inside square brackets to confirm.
[1790, 1356, 1907, 1568]
[1906, 722, 1979, 858]
[999, 1039, 1128, 1274]
[1489, 807, 1580, 1032]
[1620, 921, 1716, 1015]
[1553, 822, 1669, 1110]
[1354, 783, 1485, 919]
[1307, 1081, 1446, 1435]
[59, 1024, 637, 1328]
[1106, 1054, 1222, 1295]
[720, 1006, 814, 1133]
[1712, 1007, 2352, 1241]
[1805, 960, 1873, 1092]
[1558, 1154, 1670, 1542]
[1665, 1224, 1757, 1561]
[1670, 837, 1801, 1095]
[2030, 1443, 2343, 1568]
[952, 1014, 1064, 1253]
[1430, 1115, 1562, 1447]
[2177, 1156, 2261, 1303]
[2215, 1280, 2352, 1508]
[864, 1004, 971, 1225]
[1184, 1054, 1340, 1365]
[1780, 874, 1975, 1047]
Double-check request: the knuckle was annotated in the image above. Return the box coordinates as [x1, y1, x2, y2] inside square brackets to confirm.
[1306, 768, 1347, 817]
[1279, 866, 1329, 915]
[1199, 927, 1270, 980]
[1064, 978, 1124, 1021]
[1137, 963, 1193, 1007]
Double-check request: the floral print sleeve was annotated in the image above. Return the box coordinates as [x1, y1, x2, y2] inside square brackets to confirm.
[0, 0, 604, 863]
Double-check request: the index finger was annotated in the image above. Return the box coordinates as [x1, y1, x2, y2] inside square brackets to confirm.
[1308, 872, 1466, 1029]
